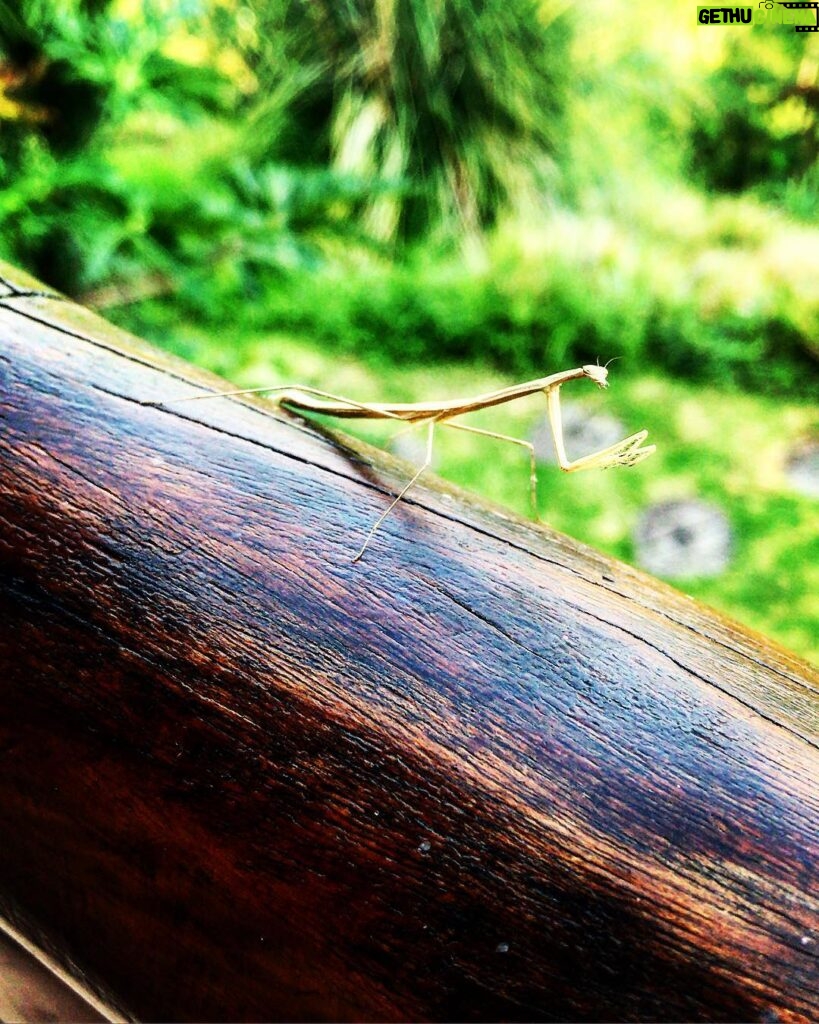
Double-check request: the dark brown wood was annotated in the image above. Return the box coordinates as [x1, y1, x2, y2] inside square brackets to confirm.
[0, 260, 817, 1023]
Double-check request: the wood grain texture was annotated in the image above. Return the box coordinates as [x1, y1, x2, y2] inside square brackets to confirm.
[0, 261, 817, 1023]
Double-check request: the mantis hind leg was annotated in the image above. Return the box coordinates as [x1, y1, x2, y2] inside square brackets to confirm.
[352, 418, 437, 562]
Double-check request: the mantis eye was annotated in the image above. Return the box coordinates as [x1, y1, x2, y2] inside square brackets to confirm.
[582, 364, 609, 388]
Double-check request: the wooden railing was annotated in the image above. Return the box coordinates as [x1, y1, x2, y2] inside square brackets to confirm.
[0, 261, 817, 1022]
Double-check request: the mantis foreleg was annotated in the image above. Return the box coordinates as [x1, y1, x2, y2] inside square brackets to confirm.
[546, 385, 654, 472]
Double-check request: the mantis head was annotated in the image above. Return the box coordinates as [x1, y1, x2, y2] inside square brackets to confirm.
[582, 364, 609, 388]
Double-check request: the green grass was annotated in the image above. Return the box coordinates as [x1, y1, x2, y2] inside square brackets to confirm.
[145, 322, 818, 666]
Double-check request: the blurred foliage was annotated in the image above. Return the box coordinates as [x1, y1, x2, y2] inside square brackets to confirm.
[0, 0, 572, 294]
[125, 194, 819, 397]
[688, 30, 818, 193]
[236, 0, 570, 242]
[0, 0, 233, 292]
[1, 0, 817, 397]
[0, 0, 384, 294]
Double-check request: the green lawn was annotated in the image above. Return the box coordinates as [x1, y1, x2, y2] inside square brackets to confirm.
[149, 323, 819, 666]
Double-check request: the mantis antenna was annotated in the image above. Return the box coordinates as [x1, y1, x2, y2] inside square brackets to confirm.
[143, 364, 655, 561]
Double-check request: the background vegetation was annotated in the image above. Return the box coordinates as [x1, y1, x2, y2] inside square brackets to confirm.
[1, 0, 817, 662]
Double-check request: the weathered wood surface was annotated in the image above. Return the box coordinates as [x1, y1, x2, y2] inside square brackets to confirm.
[0, 260, 817, 1023]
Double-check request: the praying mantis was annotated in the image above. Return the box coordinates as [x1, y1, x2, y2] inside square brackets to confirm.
[145, 363, 654, 561]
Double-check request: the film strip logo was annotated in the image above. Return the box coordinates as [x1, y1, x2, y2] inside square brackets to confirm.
[779, 1, 819, 31]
